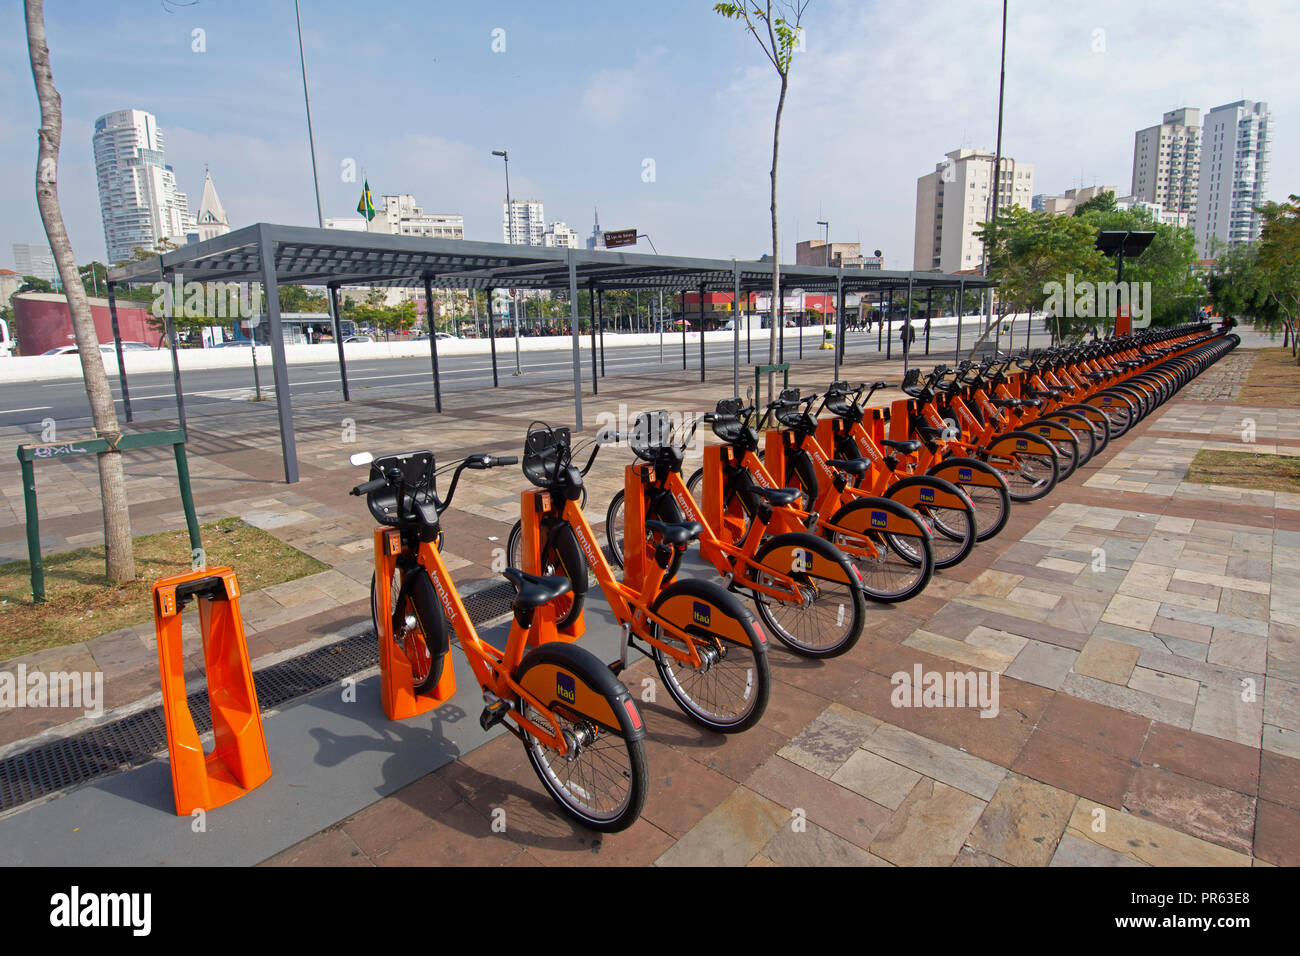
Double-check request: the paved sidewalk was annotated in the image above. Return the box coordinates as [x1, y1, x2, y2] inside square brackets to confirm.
[263, 345, 1300, 867]
[4, 334, 1298, 866]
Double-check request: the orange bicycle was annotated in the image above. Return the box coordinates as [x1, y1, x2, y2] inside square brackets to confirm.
[352, 448, 648, 832]
[506, 423, 770, 732]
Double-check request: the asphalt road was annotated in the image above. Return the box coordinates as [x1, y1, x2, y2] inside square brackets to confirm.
[1, 327, 975, 432]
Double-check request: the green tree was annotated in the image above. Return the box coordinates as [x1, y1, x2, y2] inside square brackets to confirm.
[974, 207, 1109, 344]
[79, 260, 107, 296]
[1075, 206, 1202, 327]
[715, 0, 808, 402]
[1072, 191, 1118, 217]
[1256, 194, 1300, 360]
[17, 275, 53, 294]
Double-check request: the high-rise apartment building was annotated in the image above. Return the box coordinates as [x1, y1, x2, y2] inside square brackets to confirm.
[1195, 100, 1271, 257]
[93, 109, 194, 264]
[1131, 108, 1201, 229]
[913, 148, 1034, 272]
[504, 198, 545, 245]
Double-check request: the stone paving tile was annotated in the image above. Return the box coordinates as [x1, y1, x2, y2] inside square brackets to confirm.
[1049, 831, 1147, 867]
[1124, 765, 1257, 854]
[655, 786, 788, 867]
[861, 723, 1007, 800]
[1004, 639, 1079, 690]
[1073, 635, 1141, 684]
[760, 818, 890, 867]
[1253, 800, 1300, 867]
[965, 774, 1077, 867]
[1060, 672, 1195, 728]
[775, 702, 881, 777]
[830, 749, 923, 810]
[746, 754, 894, 851]
[261, 827, 374, 867]
[869, 778, 986, 866]
[1062, 799, 1251, 867]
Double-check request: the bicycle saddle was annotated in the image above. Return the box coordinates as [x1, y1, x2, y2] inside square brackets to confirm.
[880, 439, 922, 454]
[644, 520, 704, 546]
[750, 486, 801, 507]
[827, 458, 870, 476]
[502, 567, 573, 609]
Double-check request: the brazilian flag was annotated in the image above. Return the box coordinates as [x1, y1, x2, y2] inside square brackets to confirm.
[357, 180, 376, 221]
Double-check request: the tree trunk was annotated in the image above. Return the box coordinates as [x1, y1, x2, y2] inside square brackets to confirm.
[25, 0, 135, 582]
[767, 72, 788, 406]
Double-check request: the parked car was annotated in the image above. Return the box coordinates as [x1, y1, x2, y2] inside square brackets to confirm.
[212, 339, 254, 347]
[342, 335, 373, 343]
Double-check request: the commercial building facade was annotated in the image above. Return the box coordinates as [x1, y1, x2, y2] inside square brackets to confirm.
[1131, 108, 1201, 229]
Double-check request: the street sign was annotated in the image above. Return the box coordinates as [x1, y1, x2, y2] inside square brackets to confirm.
[604, 229, 638, 249]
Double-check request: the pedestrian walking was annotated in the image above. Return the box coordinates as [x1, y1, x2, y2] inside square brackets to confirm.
[900, 320, 916, 356]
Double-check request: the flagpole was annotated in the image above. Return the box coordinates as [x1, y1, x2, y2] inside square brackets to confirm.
[295, 0, 324, 228]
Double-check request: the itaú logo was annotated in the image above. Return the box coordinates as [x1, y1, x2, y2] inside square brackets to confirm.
[556, 671, 576, 704]
[871, 510, 887, 529]
[692, 601, 712, 627]
[919, 486, 935, 503]
[1015, 439, 1028, 451]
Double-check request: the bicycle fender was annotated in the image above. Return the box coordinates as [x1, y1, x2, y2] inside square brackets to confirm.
[515, 642, 645, 740]
[883, 475, 973, 512]
[652, 578, 767, 652]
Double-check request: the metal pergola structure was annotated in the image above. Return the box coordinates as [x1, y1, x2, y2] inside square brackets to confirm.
[107, 223, 994, 483]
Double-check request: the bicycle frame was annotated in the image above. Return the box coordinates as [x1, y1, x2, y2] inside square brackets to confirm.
[518, 479, 764, 674]
[371, 526, 614, 757]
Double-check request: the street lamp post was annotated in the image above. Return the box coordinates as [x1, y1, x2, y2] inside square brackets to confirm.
[817, 220, 829, 266]
[492, 149, 521, 375]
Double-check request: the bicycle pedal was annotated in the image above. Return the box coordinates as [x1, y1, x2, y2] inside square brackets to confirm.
[479, 699, 511, 731]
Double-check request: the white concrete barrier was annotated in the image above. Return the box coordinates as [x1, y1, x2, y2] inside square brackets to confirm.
[0, 313, 1019, 383]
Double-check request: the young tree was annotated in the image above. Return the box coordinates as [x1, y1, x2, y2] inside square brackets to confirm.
[26, 0, 134, 582]
[715, 0, 808, 403]
[1256, 194, 1300, 360]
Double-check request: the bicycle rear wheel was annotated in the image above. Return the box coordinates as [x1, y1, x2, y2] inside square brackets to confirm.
[750, 532, 866, 658]
[649, 579, 769, 733]
[926, 457, 1011, 542]
[824, 497, 934, 602]
[514, 643, 648, 833]
[985, 431, 1059, 502]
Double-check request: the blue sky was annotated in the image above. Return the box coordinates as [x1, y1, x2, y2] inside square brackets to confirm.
[2, 0, 1296, 271]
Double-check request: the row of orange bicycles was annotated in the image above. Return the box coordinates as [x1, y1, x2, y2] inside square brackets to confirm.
[348, 322, 1237, 832]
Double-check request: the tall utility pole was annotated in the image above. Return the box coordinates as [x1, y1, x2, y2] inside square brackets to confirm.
[984, 0, 1009, 336]
[817, 219, 830, 266]
[294, 0, 324, 228]
[492, 149, 521, 375]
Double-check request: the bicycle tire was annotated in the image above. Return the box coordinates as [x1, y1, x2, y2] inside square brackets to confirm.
[605, 488, 684, 579]
[883, 475, 977, 569]
[750, 532, 866, 658]
[649, 578, 770, 732]
[370, 566, 448, 695]
[824, 496, 934, 602]
[926, 457, 1012, 542]
[514, 642, 648, 832]
[506, 518, 587, 630]
[985, 430, 1059, 502]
